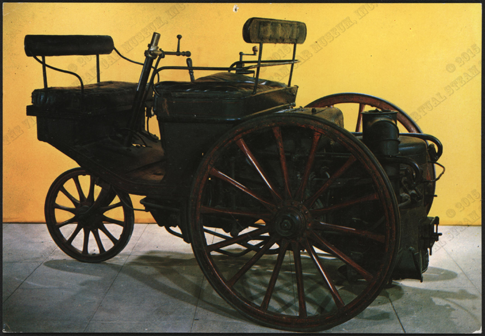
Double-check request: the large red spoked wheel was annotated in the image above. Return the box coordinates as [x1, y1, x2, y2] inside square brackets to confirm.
[45, 168, 134, 263]
[189, 114, 400, 331]
[306, 92, 422, 133]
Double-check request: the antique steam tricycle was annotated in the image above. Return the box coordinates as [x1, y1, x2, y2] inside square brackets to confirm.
[25, 18, 444, 331]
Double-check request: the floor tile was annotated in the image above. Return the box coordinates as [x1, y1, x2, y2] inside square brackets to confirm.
[385, 283, 482, 333]
[323, 295, 404, 333]
[2, 287, 100, 333]
[2, 262, 41, 301]
[20, 260, 122, 292]
[84, 318, 193, 333]
[91, 257, 203, 323]
[2, 224, 57, 263]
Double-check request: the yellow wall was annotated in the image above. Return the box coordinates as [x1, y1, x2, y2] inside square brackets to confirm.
[3, 3, 481, 225]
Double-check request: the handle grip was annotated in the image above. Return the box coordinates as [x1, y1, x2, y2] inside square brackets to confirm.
[150, 32, 161, 49]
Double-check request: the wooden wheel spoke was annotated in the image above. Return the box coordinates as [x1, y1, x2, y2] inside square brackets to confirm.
[67, 224, 82, 244]
[54, 203, 77, 214]
[90, 186, 112, 212]
[99, 223, 119, 245]
[272, 127, 291, 199]
[355, 103, 366, 132]
[295, 131, 322, 201]
[304, 239, 345, 310]
[209, 168, 276, 211]
[60, 186, 80, 207]
[309, 230, 374, 281]
[260, 239, 289, 311]
[86, 175, 96, 203]
[102, 215, 126, 226]
[57, 215, 77, 228]
[227, 235, 278, 288]
[200, 205, 271, 221]
[312, 221, 385, 243]
[292, 241, 307, 317]
[305, 155, 357, 207]
[92, 229, 106, 253]
[100, 202, 122, 213]
[206, 227, 268, 252]
[82, 229, 90, 254]
[73, 176, 86, 202]
[310, 193, 379, 215]
[236, 138, 283, 203]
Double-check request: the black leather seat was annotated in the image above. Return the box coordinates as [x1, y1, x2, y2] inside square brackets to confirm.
[154, 72, 296, 120]
[31, 81, 138, 114]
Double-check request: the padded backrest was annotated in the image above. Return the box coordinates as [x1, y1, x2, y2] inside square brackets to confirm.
[25, 35, 114, 57]
[243, 17, 306, 44]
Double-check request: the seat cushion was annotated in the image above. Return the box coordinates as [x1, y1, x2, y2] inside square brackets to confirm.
[31, 81, 138, 113]
[154, 72, 297, 120]
[155, 72, 287, 99]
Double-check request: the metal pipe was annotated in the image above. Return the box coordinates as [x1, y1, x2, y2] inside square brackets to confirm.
[288, 42, 297, 87]
[42, 56, 48, 89]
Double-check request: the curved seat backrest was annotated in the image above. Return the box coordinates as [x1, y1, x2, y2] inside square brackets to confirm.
[25, 35, 115, 91]
[243, 18, 306, 44]
[24, 35, 114, 57]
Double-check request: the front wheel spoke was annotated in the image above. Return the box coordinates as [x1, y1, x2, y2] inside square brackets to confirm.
[272, 127, 291, 199]
[292, 241, 307, 317]
[54, 203, 77, 214]
[227, 235, 278, 288]
[304, 239, 345, 310]
[206, 226, 268, 252]
[73, 176, 86, 202]
[200, 205, 272, 221]
[295, 131, 322, 201]
[309, 230, 374, 282]
[100, 202, 122, 213]
[260, 239, 290, 311]
[99, 223, 119, 245]
[304, 155, 357, 207]
[60, 186, 80, 208]
[92, 229, 106, 253]
[311, 221, 385, 243]
[90, 186, 111, 212]
[102, 215, 125, 226]
[310, 193, 379, 215]
[82, 229, 90, 254]
[86, 176, 95, 203]
[236, 138, 283, 203]
[57, 215, 78, 228]
[67, 224, 82, 244]
[209, 168, 276, 211]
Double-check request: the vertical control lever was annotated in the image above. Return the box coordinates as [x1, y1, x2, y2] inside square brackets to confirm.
[124, 32, 161, 146]
[186, 58, 195, 82]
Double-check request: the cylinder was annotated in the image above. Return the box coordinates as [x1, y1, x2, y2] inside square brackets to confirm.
[362, 110, 399, 156]
[362, 110, 400, 194]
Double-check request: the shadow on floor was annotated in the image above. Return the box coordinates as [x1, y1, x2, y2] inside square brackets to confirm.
[43, 251, 247, 322]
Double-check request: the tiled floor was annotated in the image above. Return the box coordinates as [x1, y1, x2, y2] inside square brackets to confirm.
[2, 223, 482, 333]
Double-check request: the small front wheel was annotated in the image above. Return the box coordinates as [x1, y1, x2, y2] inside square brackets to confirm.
[45, 168, 134, 262]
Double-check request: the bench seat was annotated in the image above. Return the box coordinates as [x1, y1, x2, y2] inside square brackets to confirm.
[29, 81, 138, 117]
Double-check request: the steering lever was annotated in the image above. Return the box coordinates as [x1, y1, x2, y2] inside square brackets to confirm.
[163, 34, 191, 57]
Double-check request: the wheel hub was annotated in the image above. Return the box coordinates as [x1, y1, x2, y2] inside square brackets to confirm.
[273, 201, 312, 238]
[77, 205, 102, 229]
